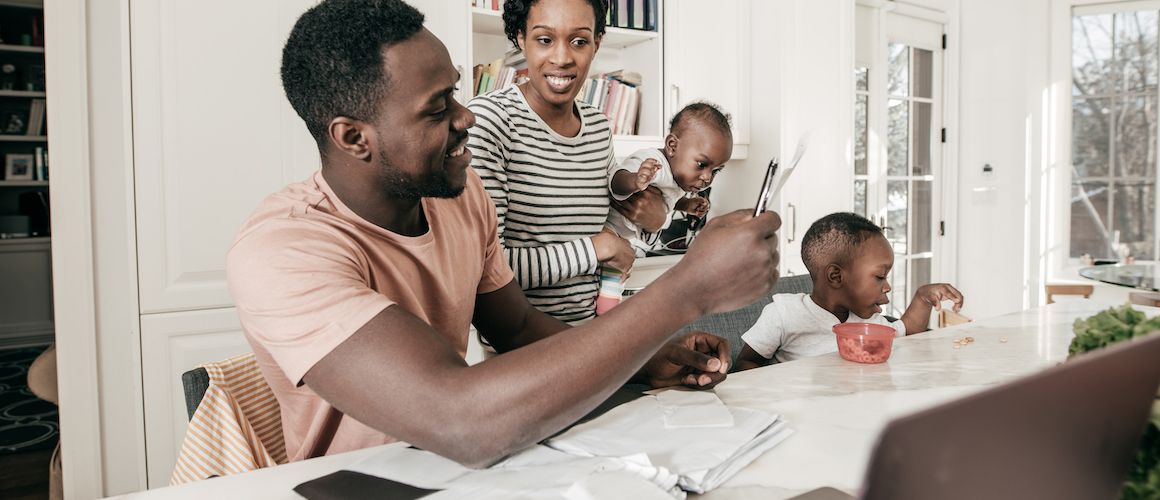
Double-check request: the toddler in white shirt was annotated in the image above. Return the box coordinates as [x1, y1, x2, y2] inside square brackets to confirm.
[737, 212, 964, 368]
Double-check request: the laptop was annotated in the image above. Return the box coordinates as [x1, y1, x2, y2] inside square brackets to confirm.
[793, 331, 1160, 500]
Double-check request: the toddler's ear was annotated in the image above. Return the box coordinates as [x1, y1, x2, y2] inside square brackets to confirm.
[825, 263, 843, 288]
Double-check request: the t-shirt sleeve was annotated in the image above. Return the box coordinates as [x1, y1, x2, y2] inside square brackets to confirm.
[740, 300, 785, 359]
[473, 171, 516, 294]
[227, 222, 393, 385]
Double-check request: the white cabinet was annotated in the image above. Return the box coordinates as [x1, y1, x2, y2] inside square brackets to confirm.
[140, 308, 250, 487]
[664, 0, 751, 158]
[129, 0, 320, 315]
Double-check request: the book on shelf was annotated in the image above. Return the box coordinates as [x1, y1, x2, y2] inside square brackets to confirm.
[472, 50, 528, 97]
[26, 98, 45, 136]
[575, 70, 641, 135]
[608, 0, 656, 32]
[32, 146, 47, 181]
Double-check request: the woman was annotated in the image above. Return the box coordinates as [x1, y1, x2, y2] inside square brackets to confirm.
[468, 0, 667, 324]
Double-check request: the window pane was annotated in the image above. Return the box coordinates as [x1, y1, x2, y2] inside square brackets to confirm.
[1073, 14, 1116, 96]
[1070, 181, 1112, 258]
[913, 48, 933, 98]
[910, 257, 931, 305]
[1115, 95, 1157, 178]
[1072, 98, 1112, 177]
[914, 180, 933, 254]
[1115, 11, 1158, 93]
[888, 43, 909, 97]
[855, 95, 868, 175]
[887, 259, 908, 319]
[854, 179, 867, 218]
[855, 66, 869, 92]
[888, 99, 909, 176]
[887, 180, 909, 254]
[912, 102, 932, 176]
[1112, 180, 1155, 260]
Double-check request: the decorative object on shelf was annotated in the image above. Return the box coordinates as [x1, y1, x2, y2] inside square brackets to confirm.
[0, 63, 16, 90]
[1068, 305, 1160, 499]
[4, 153, 34, 180]
[0, 108, 24, 134]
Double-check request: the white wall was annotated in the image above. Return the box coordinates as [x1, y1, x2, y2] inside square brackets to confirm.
[954, 0, 1051, 319]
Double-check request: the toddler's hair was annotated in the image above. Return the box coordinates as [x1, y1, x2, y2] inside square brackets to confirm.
[801, 212, 883, 279]
[669, 101, 732, 140]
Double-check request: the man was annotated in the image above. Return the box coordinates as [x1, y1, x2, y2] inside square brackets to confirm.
[226, 0, 781, 468]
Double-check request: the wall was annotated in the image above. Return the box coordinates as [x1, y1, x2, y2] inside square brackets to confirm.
[955, 0, 1050, 318]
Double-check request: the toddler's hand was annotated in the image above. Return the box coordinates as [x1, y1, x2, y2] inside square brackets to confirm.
[914, 283, 964, 312]
[633, 158, 662, 192]
[677, 196, 710, 218]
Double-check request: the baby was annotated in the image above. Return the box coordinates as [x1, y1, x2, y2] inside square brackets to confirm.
[736, 212, 964, 369]
[605, 102, 734, 257]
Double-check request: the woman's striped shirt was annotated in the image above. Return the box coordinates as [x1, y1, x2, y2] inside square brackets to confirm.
[468, 86, 613, 324]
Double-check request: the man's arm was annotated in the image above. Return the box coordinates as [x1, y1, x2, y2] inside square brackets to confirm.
[304, 210, 781, 468]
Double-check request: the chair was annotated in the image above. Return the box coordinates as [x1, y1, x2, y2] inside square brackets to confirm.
[676, 274, 813, 370]
[938, 309, 973, 328]
[1128, 291, 1160, 307]
[1044, 283, 1093, 304]
[171, 353, 287, 485]
[26, 344, 62, 500]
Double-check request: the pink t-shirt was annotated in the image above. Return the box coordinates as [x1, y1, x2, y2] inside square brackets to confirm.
[226, 169, 513, 461]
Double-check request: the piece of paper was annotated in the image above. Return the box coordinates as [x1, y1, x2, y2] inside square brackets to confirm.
[656, 390, 735, 429]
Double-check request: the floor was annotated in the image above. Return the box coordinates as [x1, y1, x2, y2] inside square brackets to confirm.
[0, 346, 56, 500]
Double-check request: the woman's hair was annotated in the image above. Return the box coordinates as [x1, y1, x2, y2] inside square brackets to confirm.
[503, 0, 607, 48]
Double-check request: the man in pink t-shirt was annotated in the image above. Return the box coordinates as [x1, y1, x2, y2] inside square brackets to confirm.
[227, 0, 782, 467]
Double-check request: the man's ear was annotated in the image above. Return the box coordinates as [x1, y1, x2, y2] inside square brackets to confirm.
[825, 263, 843, 288]
[664, 133, 679, 156]
[327, 117, 372, 161]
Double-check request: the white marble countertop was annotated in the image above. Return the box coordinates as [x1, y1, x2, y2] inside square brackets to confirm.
[112, 300, 1147, 500]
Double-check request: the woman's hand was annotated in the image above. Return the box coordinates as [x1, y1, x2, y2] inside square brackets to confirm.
[613, 185, 668, 233]
[591, 227, 635, 274]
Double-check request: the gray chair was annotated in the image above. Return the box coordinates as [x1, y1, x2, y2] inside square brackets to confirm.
[181, 367, 210, 421]
[676, 274, 813, 371]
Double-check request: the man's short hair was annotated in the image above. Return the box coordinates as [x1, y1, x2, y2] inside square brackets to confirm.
[503, 0, 608, 47]
[281, 0, 425, 147]
[800, 212, 884, 279]
[669, 101, 733, 140]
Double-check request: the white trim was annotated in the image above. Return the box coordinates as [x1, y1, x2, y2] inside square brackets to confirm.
[44, 0, 104, 496]
[1074, 0, 1160, 16]
[942, 0, 960, 289]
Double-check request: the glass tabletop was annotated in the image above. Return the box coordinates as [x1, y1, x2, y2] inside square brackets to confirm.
[1078, 263, 1160, 291]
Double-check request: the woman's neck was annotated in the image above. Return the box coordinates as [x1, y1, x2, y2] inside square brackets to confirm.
[519, 83, 581, 137]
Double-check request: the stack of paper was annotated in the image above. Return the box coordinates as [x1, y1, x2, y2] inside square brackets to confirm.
[546, 390, 794, 494]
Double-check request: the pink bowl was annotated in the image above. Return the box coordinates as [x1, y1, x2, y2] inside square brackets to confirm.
[833, 322, 897, 364]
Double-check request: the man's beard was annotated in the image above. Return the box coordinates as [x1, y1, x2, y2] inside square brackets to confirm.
[376, 152, 464, 200]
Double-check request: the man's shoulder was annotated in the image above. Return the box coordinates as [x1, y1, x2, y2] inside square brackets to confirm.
[229, 175, 353, 261]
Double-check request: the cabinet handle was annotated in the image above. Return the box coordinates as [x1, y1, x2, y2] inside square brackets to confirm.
[787, 203, 797, 243]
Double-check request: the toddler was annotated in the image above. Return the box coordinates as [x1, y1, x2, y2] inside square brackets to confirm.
[736, 212, 964, 369]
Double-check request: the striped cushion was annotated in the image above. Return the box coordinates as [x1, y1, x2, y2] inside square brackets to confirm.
[170, 352, 286, 484]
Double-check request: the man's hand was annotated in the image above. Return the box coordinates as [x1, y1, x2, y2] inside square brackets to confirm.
[675, 195, 710, 218]
[914, 283, 964, 312]
[638, 331, 731, 389]
[592, 227, 635, 274]
[613, 185, 668, 233]
[672, 209, 781, 316]
[633, 158, 662, 193]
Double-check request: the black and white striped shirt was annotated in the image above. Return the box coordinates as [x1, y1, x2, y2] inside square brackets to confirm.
[468, 86, 614, 324]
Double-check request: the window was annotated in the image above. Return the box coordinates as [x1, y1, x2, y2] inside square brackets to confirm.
[1071, 9, 1158, 260]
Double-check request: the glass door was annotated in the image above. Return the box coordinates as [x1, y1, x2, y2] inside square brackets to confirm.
[855, 11, 945, 318]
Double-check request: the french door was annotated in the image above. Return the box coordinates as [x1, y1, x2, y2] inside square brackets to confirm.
[854, 9, 946, 318]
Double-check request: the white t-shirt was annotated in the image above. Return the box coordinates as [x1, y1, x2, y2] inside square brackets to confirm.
[605, 148, 688, 255]
[740, 293, 905, 363]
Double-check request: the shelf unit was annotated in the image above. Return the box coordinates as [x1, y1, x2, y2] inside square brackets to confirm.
[0, 135, 46, 142]
[0, 89, 44, 97]
[0, 43, 43, 54]
[0, 180, 46, 187]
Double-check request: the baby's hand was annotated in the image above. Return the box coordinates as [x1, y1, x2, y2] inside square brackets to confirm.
[633, 158, 662, 192]
[914, 283, 964, 312]
[676, 195, 710, 218]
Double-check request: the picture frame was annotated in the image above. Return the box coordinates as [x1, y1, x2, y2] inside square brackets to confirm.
[5, 153, 35, 180]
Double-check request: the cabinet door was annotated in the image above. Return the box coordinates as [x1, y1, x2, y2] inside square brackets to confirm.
[140, 308, 250, 488]
[664, 0, 751, 156]
[130, 0, 321, 314]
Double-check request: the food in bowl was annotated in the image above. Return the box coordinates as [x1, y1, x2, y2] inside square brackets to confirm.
[832, 322, 897, 363]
